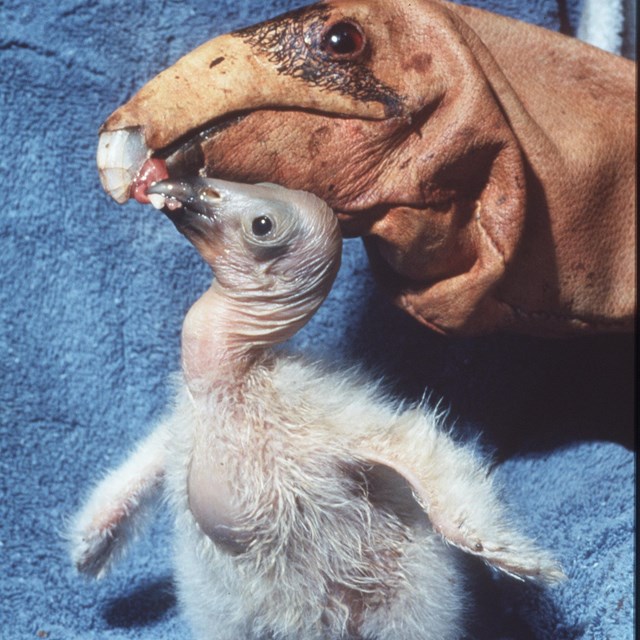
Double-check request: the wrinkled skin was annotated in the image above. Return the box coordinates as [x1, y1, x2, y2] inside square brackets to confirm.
[98, 0, 636, 335]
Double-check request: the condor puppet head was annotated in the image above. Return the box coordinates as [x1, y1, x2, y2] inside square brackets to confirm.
[97, 0, 635, 336]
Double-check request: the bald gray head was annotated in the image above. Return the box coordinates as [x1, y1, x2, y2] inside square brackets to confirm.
[148, 178, 342, 351]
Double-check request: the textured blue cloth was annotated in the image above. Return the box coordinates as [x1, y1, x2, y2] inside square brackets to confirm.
[0, 1, 634, 638]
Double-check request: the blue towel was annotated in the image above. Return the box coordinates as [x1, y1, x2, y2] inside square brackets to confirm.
[0, 0, 633, 638]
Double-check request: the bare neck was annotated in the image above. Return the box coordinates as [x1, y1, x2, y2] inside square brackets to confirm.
[181, 279, 319, 394]
[181, 283, 258, 392]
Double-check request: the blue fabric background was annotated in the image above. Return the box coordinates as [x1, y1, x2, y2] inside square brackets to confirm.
[0, 0, 634, 638]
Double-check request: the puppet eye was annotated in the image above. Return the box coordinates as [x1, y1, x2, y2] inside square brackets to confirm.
[251, 215, 274, 237]
[321, 21, 366, 59]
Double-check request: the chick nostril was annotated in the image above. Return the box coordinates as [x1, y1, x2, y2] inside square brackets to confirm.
[200, 187, 221, 201]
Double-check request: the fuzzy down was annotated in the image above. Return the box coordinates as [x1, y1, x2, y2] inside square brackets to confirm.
[165, 354, 471, 640]
[72, 352, 561, 639]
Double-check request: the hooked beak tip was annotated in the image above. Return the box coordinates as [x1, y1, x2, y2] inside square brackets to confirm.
[146, 179, 187, 198]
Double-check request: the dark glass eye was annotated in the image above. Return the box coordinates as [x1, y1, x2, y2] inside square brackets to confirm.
[322, 21, 365, 58]
[251, 215, 273, 237]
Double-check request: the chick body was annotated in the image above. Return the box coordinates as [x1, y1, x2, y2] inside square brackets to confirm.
[167, 354, 464, 640]
[71, 178, 561, 640]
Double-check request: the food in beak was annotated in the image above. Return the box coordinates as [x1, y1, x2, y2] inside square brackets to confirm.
[146, 179, 187, 211]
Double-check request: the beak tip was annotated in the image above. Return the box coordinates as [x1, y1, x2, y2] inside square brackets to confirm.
[146, 179, 189, 200]
[145, 180, 169, 197]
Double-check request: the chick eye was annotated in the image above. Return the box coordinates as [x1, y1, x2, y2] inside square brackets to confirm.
[321, 21, 366, 58]
[251, 215, 273, 237]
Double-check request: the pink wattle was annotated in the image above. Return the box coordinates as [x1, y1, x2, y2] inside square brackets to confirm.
[131, 158, 169, 204]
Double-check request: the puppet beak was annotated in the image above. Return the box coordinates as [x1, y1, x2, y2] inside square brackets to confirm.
[97, 27, 399, 204]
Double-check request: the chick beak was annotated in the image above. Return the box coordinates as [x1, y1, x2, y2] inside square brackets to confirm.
[147, 179, 222, 217]
[145, 179, 224, 249]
